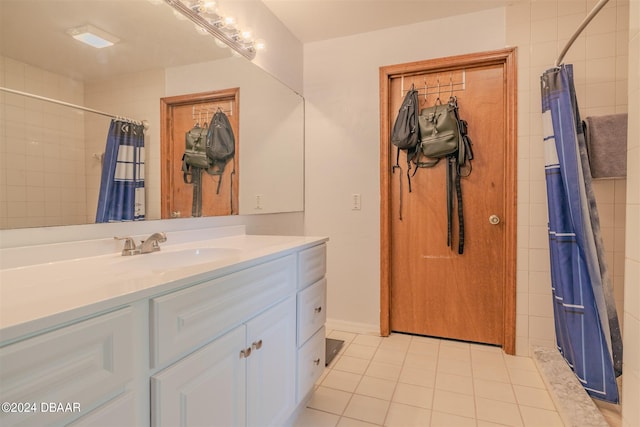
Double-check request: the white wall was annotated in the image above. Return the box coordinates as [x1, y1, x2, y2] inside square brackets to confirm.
[303, 8, 506, 331]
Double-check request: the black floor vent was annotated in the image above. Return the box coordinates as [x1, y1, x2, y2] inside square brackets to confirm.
[325, 338, 344, 366]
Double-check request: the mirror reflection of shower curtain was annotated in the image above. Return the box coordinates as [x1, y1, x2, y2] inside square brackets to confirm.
[96, 119, 145, 223]
[540, 64, 622, 403]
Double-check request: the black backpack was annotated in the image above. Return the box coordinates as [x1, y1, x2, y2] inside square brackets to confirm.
[182, 109, 235, 195]
[206, 109, 235, 182]
[391, 84, 420, 206]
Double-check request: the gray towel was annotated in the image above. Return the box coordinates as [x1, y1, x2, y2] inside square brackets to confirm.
[583, 114, 627, 179]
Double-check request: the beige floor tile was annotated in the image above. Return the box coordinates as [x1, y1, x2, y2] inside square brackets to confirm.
[343, 394, 390, 425]
[344, 343, 378, 360]
[436, 356, 472, 377]
[293, 408, 340, 427]
[334, 355, 371, 375]
[372, 348, 406, 366]
[432, 389, 475, 419]
[472, 361, 511, 383]
[469, 343, 503, 354]
[507, 367, 546, 389]
[298, 334, 566, 427]
[322, 369, 363, 393]
[434, 372, 474, 395]
[399, 365, 437, 388]
[429, 410, 476, 427]
[475, 396, 523, 426]
[337, 417, 381, 427]
[353, 334, 384, 347]
[392, 382, 434, 409]
[383, 402, 430, 427]
[438, 344, 471, 362]
[504, 354, 538, 372]
[473, 378, 517, 403]
[328, 330, 357, 344]
[519, 405, 564, 427]
[513, 384, 556, 410]
[378, 334, 412, 352]
[404, 352, 438, 370]
[477, 420, 513, 427]
[407, 337, 440, 357]
[471, 348, 506, 366]
[307, 386, 352, 415]
[366, 361, 402, 381]
[355, 376, 397, 401]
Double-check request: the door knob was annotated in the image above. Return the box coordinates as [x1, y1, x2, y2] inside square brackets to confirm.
[489, 214, 500, 225]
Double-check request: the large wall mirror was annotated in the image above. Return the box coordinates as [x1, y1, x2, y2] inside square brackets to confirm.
[0, 0, 304, 230]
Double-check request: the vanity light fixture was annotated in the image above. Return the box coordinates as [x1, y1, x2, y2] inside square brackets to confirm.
[66, 25, 119, 49]
[164, 0, 259, 60]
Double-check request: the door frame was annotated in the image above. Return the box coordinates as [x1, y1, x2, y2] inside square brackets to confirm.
[379, 48, 518, 354]
[160, 88, 240, 219]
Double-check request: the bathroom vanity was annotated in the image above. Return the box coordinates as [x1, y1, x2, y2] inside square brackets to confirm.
[0, 227, 327, 426]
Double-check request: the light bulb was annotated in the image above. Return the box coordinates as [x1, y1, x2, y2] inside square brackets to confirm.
[200, 0, 216, 12]
[254, 39, 266, 50]
[241, 30, 253, 41]
[224, 16, 236, 28]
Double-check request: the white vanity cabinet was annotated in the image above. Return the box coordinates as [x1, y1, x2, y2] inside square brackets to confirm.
[295, 244, 327, 402]
[0, 233, 328, 427]
[0, 308, 135, 427]
[150, 253, 301, 427]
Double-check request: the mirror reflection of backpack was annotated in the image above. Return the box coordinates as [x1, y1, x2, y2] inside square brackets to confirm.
[206, 109, 235, 181]
[182, 108, 235, 194]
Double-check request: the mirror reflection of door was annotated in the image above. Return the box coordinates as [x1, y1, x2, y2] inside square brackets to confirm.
[161, 89, 240, 219]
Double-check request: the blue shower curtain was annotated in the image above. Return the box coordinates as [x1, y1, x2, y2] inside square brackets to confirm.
[96, 119, 145, 223]
[540, 64, 622, 403]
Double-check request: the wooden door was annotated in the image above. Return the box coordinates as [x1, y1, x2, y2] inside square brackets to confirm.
[160, 89, 239, 219]
[380, 49, 517, 353]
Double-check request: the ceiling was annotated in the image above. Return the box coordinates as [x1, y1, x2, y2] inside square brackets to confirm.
[0, 0, 515, 83]
[262, 0, 515, 43]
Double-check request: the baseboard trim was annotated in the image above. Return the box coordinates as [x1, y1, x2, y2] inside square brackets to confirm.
[325, 319, 379, 336]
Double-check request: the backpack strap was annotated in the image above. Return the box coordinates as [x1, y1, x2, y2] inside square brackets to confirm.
[191, 168, 202, 217]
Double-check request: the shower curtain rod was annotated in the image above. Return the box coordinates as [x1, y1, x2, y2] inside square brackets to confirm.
[555, 0, 610, 67]
[0, 86, 149, 129]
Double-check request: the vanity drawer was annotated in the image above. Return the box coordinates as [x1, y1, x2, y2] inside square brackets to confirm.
[151, 255, 296, 368]
[297, 278, 326, 345]
[0, 308, 133, 427]
[298, 243, 326, 290]
[297, 326, 325, 403]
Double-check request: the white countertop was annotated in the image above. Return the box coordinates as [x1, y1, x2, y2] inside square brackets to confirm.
[0, 227, 327, 343]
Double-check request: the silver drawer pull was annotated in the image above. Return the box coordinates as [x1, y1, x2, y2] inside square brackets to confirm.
[252, 339, 263, 350]
[313, 358, 321, 366]
[314, 306, 322, 313]
[240, 347, 252, 358]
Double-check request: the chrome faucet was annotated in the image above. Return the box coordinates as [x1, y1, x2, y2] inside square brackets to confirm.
[115, 232, 167, 256]
[139, 232, 167, 254]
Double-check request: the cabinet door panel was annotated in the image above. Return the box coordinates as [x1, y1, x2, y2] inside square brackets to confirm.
[297, 278, 327, 345]
[151, 326, 246, 427]
[0, 308, 133, 427]
[69, 392, 136, 427]
[246, 297, 296, 427]
[297, 326, 326, 403]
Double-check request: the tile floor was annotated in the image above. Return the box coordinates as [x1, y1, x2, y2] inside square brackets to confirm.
[294, 330, 565, 427]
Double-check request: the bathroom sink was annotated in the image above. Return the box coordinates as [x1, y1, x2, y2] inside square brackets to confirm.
[117, 247, 241, 271]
